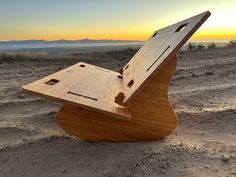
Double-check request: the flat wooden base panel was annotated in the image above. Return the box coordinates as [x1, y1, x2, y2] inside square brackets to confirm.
[22, 62, 131, 120]
[56, 56, 177, 142]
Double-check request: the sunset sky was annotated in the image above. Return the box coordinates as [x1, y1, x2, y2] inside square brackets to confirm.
[0, 0, 235, 41]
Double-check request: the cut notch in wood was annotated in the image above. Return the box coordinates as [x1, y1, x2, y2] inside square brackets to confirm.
[114, 92, 125, 106]
[45, 79, 60, 85]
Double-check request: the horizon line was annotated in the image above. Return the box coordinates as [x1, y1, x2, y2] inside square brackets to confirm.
[0, 38, 235, 43]
[0, 38, 144, 42]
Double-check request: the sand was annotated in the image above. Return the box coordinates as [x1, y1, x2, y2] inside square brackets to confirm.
[0, 47, 235, 177]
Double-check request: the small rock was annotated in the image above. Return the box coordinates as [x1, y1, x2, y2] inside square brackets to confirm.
[222, 154, 230, 162]
[23, 138, 28, 142]
[125, 174, 132, 177]
[205, 71, 214, 76]
[132, 163, 139, 167]
[62, 169, 67, 174]
[160, 169, 166, 173]
[163, 163, 168, 169]
[203, 165, 210, 169]
[212, 169, 218, 173]
[0, 157, 8, 162]
[17, 94, 25, 99]
[89, 151, 94, 156]
[230, 171, 236, 175]
[150, 154, 155, 159]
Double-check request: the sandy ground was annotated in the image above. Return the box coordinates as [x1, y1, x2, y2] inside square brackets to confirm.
[0, 47, 235, 177]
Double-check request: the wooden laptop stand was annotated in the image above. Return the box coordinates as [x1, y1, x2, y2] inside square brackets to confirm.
[23, 11, 210, 142]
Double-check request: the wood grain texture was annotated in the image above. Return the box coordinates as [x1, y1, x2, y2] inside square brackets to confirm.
[23, 62, 131, 119]
[56, 55, 177, 142]
[22, 11, 210, 120]
[22, 11, 211, 142]
[122, 11, 211, 104]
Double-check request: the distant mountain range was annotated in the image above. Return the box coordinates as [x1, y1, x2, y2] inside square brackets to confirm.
[0, 39, 142, 44]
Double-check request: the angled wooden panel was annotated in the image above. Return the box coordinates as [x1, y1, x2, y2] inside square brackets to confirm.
[122, 11, 210, 104]
[23, 62, 131, 120]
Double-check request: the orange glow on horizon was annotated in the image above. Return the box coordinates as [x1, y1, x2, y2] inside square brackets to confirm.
[0, 1, 235, 42]
[2, 29, 236, 42]
[192, 30, 236, 41]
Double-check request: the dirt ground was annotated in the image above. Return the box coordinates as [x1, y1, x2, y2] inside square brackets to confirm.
[0, 47, 235, 177]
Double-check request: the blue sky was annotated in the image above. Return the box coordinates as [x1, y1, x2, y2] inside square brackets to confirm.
[0, 0, 235, 40]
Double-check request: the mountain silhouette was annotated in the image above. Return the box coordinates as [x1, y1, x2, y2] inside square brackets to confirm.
[0, 39, 141, 45]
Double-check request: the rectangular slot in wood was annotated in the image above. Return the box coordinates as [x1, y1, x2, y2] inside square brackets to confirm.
[45, 79, 60, 85]
[127, 79, 134, 88]
[152, 32, 158, 37]
[146, 46, 170, 71]
[68, 91, 98, 101]
[175, 23, 188, 32]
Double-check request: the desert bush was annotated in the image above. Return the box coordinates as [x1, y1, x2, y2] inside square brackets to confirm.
[207, 43, 216, 49]
[196, 44, 205, 50]
[0, 51, 68, 62]
[0, 48, 139, 63]
[187, 42, 196, 51]
[226, 40, 236, 48]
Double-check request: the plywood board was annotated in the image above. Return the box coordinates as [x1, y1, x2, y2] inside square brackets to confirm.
[23, 62, 131, 119]
[23, 11, 210, 122]
[56, 55, 178, 141]
[122, 11, 210, 103]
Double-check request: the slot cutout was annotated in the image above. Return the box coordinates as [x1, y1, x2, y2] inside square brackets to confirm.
[125, 65, 129, 70]
[118, 75, 123, 79]
[152, 32, 158, 37]
[80, 64, 86, 67]
[127, 79, 134, 88]
[45, 79, 60, 85]
[175, 23, 188, 32]
[146, 46, 170, 71]
[67, 91, 97, 101]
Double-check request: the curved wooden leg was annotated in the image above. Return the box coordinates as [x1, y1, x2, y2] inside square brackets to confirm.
[56, 56, 177, 142]
[56, 102, 176, 142]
